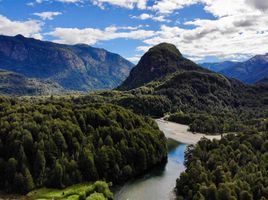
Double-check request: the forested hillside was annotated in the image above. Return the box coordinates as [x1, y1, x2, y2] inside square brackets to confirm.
[116, 43, 268, 133]
[118, 43, 204, 90]
[176, 131, 268, 200]
[0, 70, 64, 96]
[257, 77, 268, 85]
[0, 97, 167, 194]
[0, 42, 266, 199]
[166, 111, 267, 134]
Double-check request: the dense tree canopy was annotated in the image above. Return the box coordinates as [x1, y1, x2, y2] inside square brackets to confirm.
[176, 131, 268, 200]
[0, 96, 167, 194]
[166, 112, 267, 134]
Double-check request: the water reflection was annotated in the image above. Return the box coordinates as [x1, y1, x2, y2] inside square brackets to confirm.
[114, 139, 187, 200]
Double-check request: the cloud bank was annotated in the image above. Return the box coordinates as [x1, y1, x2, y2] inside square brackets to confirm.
[48, 26, 156, 45]
[5, 0, 268, 62]
[0, 15, 42, 39]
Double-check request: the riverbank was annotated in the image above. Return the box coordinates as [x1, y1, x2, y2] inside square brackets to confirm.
[114, 139, 186, 200]
[156, 118, 222, 144]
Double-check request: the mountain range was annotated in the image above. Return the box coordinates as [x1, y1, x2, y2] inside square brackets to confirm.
[0, 34, 267, 97]
[118, 43, 268, 119]
[201, 54, 268, 84]
[201, 61, 238, 72]
[0, 34, 133, 94]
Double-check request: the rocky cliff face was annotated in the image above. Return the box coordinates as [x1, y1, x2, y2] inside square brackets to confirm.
[0, 35, 134, 91]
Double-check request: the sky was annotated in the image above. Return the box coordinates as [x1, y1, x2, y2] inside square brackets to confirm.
[0, 0, 267, 63]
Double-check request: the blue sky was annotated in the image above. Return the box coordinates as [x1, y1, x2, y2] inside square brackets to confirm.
[0, 0, 267, 63]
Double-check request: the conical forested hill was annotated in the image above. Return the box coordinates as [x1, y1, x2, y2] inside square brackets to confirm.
[118, 43, 205, 90]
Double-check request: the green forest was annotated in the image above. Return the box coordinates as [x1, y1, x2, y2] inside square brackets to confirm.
[0, 42, 267, 200]
[176, 131, 268, 200]
[0, 96, 167, 194]
[74, 67, 268, 135]
[166, 112, 267, 134]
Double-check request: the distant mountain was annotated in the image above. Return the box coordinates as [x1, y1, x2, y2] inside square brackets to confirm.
[220, 54, 268, 84]
[118, 43, 205, 90]
[257, 77, 268, 85]
[0, 34, 134, 91]
[201, 54, 268, 84]
[201, 61, 238, 72]
[0, 70, 63, 95]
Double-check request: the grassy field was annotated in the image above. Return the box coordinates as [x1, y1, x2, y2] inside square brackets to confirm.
[0, 182, 111, 200]
[26, 183, 92, 200]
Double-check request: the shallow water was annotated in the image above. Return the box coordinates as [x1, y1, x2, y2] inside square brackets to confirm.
[114, 139, 187, 200]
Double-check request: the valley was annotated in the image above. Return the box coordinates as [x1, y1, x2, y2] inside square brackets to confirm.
[0, 118, 215, 200]
[113, 118, 222, 200]
[156, 119, 222, 144]
[0, 40, 267, 200]
[0, 0, 268, 199]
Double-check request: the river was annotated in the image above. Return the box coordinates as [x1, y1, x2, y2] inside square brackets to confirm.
[113, 120, 188, 200]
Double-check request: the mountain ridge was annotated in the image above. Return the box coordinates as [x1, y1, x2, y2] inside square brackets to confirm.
[201, 54, 268, 84]
[201, 61, 239, 72]
[0, 34, 134, 92]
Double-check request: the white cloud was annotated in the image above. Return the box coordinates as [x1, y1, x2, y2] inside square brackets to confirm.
[117, 25, 144, 30]
[137, 10, 268, 60]
[187, 56, 204, 62]
[33, 0, 147, 9]
[28, 0, 83, 6]
[131, 0, 268, 61]
[27, 0, 268, 62]
[149, 0, 264, 16]
[150, 0, 200, 14]
[92, 0, 147, 9]
[202, 0, 255, 17]
[0, 15, 42, 39]
[33, 11, 62, 20]
[136, 13, 151, 20]
[31, 0, 268, 16]
[57, 0, 82, 2]
[127, 55, 142, 62]
[36, 0, 82, 3]
[48, 25, 156, 45]
[131, 13, 170, 22]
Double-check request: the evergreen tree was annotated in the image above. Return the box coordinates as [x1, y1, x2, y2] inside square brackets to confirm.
[34, 150, 46, 186]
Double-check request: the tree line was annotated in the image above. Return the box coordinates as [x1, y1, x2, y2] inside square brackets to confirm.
[166, 112, 267, 134]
